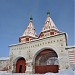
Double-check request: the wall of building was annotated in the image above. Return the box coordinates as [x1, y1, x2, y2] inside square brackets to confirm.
[66, 47, 75, 70]
[0, 57, 9, 71]
[9, 33, 70, 73]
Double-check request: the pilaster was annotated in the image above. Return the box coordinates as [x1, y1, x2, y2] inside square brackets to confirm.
[25, 59, 33, 74]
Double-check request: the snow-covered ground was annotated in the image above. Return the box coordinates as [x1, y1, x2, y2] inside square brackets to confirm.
[0, 69, 75, 75]
[44, 69, 75, 75]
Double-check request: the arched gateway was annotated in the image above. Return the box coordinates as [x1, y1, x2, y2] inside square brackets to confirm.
[16, 57, 26, 73]
[35, 49, 59, 74]
[9, 13, 71, 74]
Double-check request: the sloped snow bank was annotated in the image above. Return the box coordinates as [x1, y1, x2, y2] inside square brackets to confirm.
[0, 71, 7, 74]
[44, 69, 75, 75]
[74, 71, 75, 75]
[58, 68, 74, 75]
[44, 73, 56, 75]
[0, 69, 75, 75]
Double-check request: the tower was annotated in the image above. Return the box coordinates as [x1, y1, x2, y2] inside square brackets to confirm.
[39, 12, 61, 38]
[19, 17, 38, 43]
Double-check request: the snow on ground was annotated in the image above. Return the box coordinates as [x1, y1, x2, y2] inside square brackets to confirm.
[0, 69, 75, 75]
[58, 68, 74, 75]
[44, 72, 75, 75]
[44, 69, 75, 75]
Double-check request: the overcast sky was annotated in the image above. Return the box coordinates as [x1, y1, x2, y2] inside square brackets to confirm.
[0, 0, 74, 57]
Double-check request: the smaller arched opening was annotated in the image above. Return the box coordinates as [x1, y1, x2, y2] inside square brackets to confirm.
[34, 48, 59, 74]
[16, 57, 26, 73]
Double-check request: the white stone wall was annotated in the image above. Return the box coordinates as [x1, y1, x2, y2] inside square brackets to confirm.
[0, 59, 9, 71]
[66, 47, 75, 70]
[9, 33, 70, 73]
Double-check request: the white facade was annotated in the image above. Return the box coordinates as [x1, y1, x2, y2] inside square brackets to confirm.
[9, 33, 70, 73]
[8, 12, 74, 74]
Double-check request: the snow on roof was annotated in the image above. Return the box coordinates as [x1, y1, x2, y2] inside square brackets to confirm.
[0, 57, 9, 61]
[66, 46, 75, 49]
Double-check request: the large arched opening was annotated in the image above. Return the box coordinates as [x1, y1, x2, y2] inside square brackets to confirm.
[16, 57, 26, 73]
[35, 49, 59, 74]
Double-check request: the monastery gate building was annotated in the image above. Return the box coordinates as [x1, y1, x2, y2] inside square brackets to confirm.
[9, 12, 75, 74]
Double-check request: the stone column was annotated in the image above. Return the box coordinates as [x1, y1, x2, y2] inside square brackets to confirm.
[25, 59, 33, 74]
[25, 50, 33, 73]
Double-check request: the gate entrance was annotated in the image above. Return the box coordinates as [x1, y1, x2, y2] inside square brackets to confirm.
[35, 49, 59, 74]
[16, 57, 26, 73]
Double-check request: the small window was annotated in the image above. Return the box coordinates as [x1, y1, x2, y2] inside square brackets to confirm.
[50, 32, 54, 35]
[26, 37, 29, 41]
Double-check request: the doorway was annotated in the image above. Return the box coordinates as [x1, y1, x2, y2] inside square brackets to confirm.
[16, 57, 26, 73]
